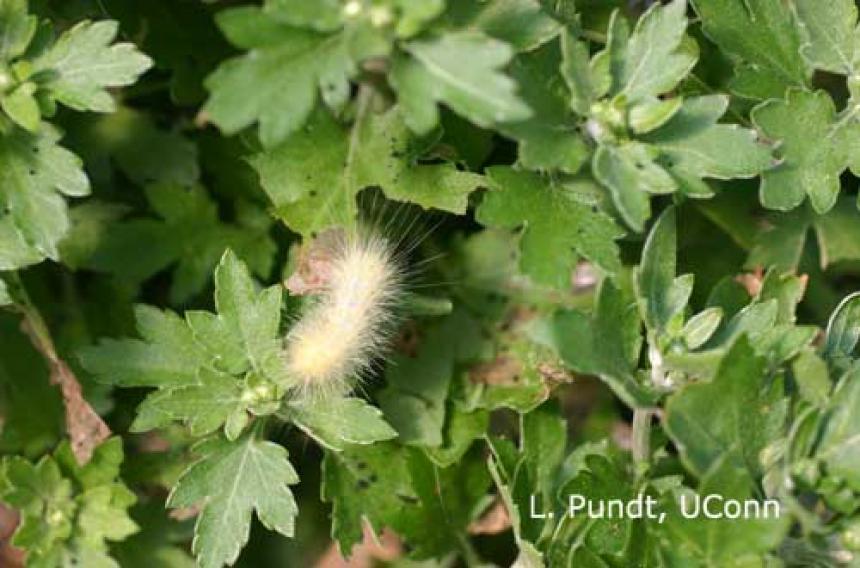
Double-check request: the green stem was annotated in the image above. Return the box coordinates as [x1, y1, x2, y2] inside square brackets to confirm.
[6, 273, 55, 359]
[631, 408, 654, 467]
[456, 533, 482, 567]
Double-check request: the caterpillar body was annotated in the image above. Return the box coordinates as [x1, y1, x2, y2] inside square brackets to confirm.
[283, 229, 403, 396]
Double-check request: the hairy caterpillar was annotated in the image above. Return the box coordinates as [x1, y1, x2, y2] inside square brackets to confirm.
[282, 227, 404, 396]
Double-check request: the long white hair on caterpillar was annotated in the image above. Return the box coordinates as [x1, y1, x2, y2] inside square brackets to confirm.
[280, 192, 442, 398]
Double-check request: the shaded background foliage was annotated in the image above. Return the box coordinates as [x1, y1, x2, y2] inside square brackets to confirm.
[3, 0, 860, 566]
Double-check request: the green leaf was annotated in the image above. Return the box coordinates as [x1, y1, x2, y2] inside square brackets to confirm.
[74, 107, 200, 187]
[691, 0, 809, 99]
[32, 20, 152, 113]
[80, 304, 207, 388]
[167, 431, 299, 568]
[78, 183, 274, 303]
[553, 454, 642, 563]
[0, 0, 37, 60]
[111, 502, 195, 568]
[823, 292, 860, 370]
[392, 31, 532, 135]
[551, 279, 657, 408]
[486, 438, 544, 567]
[266, 0, 444, 38]
[446, 0, 561, 52]
[498, 430, 557, 549]
[206, 249, 285, 383]
[103, 1, 231, 106]
[643, 95, 773, 183]
[423, 405, 489, 467]
[560, 30, 598, 116]
[204, 6, 389, 146]
[665, 337, 786, 482]
[499, 41, 590, 173]
[745, 206, 808, 271]
[81, 252, 286, 439]
[263, 0, 343, 31]
[792, 349, 831, 407]
[0, 313, 64, 456]
[521, 401, 566, 505]
[322, 442, 490, 559]
[1, 455, 75, 555]
[75, 484, 138, 547]
[132, 367, 245, 437]
[1, 438, 138, 567]
[0, 125, 89, 270]
[391, 0, 447, 38]
[703, 287, 808, 368]
[0, 276, 9, 306]
[752, 88, 843, 213]
[285, 397, 397, 451]
[463, 333, 558, 413]
[250, 104, 483, 236]
[2, 81, 40, 131]
[793, 0, 858, 75]
[747, 198, 860, 272]
[815, 365, 860, 492]
[707, 299, 778, 347]
[658, 460, 790, 566]
[347, 104, 485, 211]
[249, 106, 352, 234]
[637, 207, 688, 335]
[379, 309, 484, 446]
[813, 196, 860, 266]
[758, 270, 806, 325]
[592, 142, 675, 231]
[476, 166, 623, 288]
[55, 438, 118, 490]
[628, 97, 683, 135]
[682, 307, 723, 350]
[607, 0, 698, 104]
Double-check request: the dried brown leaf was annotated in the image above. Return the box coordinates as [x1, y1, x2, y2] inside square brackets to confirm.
[20, 318, 110, 465]
[285, 229, 344, 295]
[315, 522, 401, 568]
[469, 354, 522, 385]
[468, 498, 511, 535]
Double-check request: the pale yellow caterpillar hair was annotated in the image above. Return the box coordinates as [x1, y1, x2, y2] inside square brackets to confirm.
[282, 226, 404, 398]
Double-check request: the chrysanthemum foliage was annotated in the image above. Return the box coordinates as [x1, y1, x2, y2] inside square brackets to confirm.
[3, 1, 860, 567]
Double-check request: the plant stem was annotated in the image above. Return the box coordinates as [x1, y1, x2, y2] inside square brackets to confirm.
[6, 272, 110, 464]
[6, 273, 53, 353]
[631, 408, 654, 467]
[456, 533, 482, 567]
